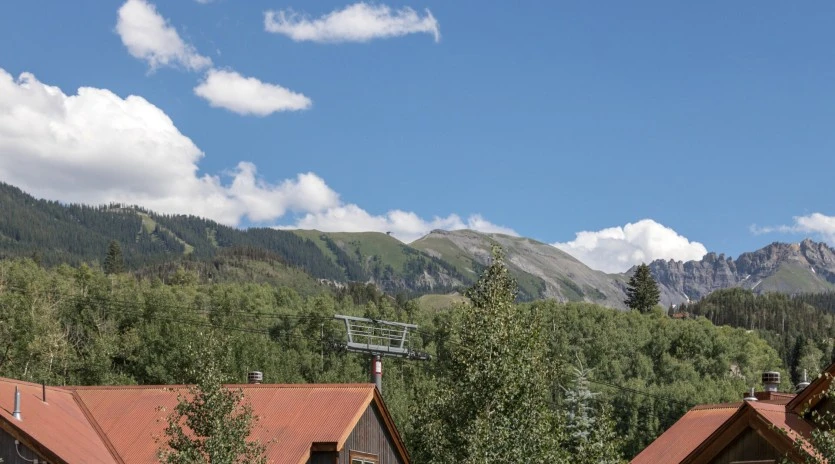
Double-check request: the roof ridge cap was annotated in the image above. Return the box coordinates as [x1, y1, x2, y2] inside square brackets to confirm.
[691, 402, 742, 410]
[68, 383, 375, 391]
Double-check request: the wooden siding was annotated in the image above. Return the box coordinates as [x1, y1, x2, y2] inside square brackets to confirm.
[0, 426, 44, 464]
[338, 403, 404, 464]
[711, 428, 779, 464]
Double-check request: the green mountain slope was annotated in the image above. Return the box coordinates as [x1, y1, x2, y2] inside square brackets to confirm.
[0, 182, 469, 296]
[8, 181, 835, 308]
[291, 229, 470, 295]
[413, 229, 629, 306]
[0, 182, 346, 280]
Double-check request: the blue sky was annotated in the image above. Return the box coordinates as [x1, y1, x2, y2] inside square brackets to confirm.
[1, 1, 834, 272]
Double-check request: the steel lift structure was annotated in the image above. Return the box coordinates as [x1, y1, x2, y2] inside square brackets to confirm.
[334, 315, 430, 394]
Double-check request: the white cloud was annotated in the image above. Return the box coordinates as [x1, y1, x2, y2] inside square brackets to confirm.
[285, 208, 516, 243]
[194, 69, 312, 116]
[264, 3, 440, 43]
[116, 0, 212, 71]
[0, 68, 332, 225]
[752, 213, 835, 243]
[0, 68, 507, 242]
[553, 219, 708, 273]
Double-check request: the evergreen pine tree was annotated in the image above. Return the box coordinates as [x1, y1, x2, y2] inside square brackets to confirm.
[103, 240, 124, 275]
[624, 263, 660, 313]
[562, 365, 624, 464]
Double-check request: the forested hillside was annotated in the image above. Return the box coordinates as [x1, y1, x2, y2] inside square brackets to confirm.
[0, 182, 471, 296]
[0, 257, 785, 458]
[681, 289, 835, 385]
[7, 180, 835, 308]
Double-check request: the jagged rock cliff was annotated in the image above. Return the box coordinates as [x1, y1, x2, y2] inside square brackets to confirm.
[648, 239, 835, 306]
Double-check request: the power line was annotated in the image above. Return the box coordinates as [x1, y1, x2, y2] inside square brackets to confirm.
[2, 284, 439, 337]
[1, 288, 325, 342]
[588, 378, 692, 408]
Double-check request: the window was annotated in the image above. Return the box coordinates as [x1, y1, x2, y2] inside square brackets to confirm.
[349, 450, 378, 464]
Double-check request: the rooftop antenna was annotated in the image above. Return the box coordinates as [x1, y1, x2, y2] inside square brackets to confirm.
[334, 315, 431, 394]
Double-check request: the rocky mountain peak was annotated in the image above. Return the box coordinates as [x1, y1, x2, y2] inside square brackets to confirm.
[649, 239, 835, 306]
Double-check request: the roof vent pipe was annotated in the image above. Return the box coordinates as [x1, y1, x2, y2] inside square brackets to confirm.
[762, 371, 780, 392]
[796, 370, 811, 393]
[744, 387, 758, 402]
[13, 386, 21, 420]
[247, 371, 263, 384]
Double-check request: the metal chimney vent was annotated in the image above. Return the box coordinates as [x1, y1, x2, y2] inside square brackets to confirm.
[13, 386, 21, 420]
[744, 387, 758, 402]
[796, 369, 811, 393]
[247, 371, 263, 384]
[762, 371, 780, 392]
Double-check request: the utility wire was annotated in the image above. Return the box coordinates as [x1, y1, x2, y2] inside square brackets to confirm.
[588, 378, 692, 408]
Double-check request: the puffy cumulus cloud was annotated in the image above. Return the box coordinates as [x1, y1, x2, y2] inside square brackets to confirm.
[116, 0, 212, 71]
[285, 208, 516, 243]
[264, 3, 440, 43]
[0, 68, 509, 242]
[194, 69, 312, 116]
[751, 213, 835, 243]
[553, 219, 708, 273]
[0, 68, 335, 225]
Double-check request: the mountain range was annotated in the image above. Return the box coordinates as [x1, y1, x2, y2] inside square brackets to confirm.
[2, 181, 834, 308]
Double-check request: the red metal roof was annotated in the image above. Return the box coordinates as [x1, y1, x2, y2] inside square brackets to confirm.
[0, 378, 399, 464]
[630, 403, 740, 464]
[71, 383, 378, 464]
[748, 401, 815, 458]
[631, 397, 817, 463]
[0, 378, 116, 464]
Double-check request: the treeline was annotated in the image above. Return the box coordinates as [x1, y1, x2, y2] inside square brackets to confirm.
[0, 184, 177, 267]
[0, 257, 784, 458]
[681, 288, 835, 384]
[0, 182, 473, 296]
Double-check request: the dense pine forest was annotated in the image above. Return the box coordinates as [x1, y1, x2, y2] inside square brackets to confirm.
[0, 182, 477, 297]
[0, 255, 785, 458]
[681, 289, 835, 385]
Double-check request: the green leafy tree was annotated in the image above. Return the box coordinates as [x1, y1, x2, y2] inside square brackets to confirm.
[104, 240, 124, 275]
[624, 264, 660, 313]
[158, 335, 267, 464]
[780, 377, 835, 463]
[410, 246, 566, 463]
[561, 364, 624, 464]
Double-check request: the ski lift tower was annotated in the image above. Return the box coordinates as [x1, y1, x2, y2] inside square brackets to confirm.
[334, 315, 430, 394]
